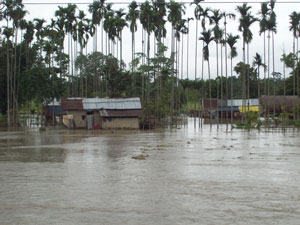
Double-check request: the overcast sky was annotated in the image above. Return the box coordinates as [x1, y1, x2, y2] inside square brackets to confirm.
[7, 0, 300, 79]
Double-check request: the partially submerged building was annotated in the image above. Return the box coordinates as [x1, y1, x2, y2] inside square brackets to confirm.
[61, 97, 142, 129]
[260, 95, 300, 115]
[227, 99, 259, 113]
[201, 98, 259, 118]
[45, 99, 67, 124]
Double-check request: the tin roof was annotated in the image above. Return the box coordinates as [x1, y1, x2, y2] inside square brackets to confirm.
[227, 99, 259, 107]
[83, 97, 142, 110]
[99, 109, 142, 118]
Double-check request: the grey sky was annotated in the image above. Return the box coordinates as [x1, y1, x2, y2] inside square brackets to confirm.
[15, 1, 299, 79]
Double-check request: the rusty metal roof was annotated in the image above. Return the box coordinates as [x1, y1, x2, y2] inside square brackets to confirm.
[202, 98, 218, 109]
[83, 97, 141, 110]
[61, 97, 83, 110]
[99, 109, 142, 118]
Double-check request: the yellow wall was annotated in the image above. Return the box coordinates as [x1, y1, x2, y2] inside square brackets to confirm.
[239, 106, 259, 113]
[102, 118, 139, 129]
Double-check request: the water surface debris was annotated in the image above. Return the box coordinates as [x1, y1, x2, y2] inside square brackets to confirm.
[132, 154, 149, 160]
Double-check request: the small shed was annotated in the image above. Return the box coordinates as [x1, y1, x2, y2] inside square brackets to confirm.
[61, 97, 142, 129]
[83, 98, 142, 129]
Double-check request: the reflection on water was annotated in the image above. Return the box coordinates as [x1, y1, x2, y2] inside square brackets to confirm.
[0, 118, 300, 225]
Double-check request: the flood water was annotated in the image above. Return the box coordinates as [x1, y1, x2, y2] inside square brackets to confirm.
[0, 118, 300, 225]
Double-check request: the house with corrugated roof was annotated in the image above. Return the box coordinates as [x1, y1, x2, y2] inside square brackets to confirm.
[201, 98, 259, 119]
[61, 97, 142, 129]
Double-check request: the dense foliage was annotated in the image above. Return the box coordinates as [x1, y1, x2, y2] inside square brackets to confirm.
[0, 0, 300, 126]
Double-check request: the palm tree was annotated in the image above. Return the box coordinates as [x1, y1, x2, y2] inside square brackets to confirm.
[191, 0, 204, 81]
[280, 52, 296, 96]
[103, 4, 115, 55]
[265, 1, 276, 96]
[88, 0, 106, 52]
[227, 33, 239, 127]
[259, 2, 270, 96]
[126, 1, 139, 88]
[186, 17, 193, 80]
[265, 1, 277, 118]
[191, 0, 203, 127]
[199, 7, 211, 82]
[199, 29, 214, 126]
[289, 11, 299, 104]
[167, 0, 185, 121]
[197, 6, 211, 127]
[210, 9, 223, 129]
[221, 11, 235, 129]
[23, 20, 34, 65]
[152, 0, 167, 114]
[140, 0, 154, 101]
[3, 26, 14, 126]
[236, 3, 257, 113]
[76, 10, 90, 97]
[9, 1, 27, 125]
[114, 8, 127, 67]
[62, 4, 77, 95]
[253, 53, 266, 99]
[210, 9, 223, 82]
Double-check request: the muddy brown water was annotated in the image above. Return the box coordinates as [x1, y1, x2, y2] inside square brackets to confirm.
[0, 118, 300, 225]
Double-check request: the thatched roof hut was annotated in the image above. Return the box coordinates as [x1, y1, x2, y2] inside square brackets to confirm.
[259, 95, 300, 113]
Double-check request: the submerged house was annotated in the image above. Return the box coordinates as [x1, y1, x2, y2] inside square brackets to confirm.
[201, 98, 226, 118]
[227, 99, 259, 113]
[259, 95, 300, 115]
[61, 97, 142, 129]
[45, 99, 67, 124]
[201, 98, 259, 119]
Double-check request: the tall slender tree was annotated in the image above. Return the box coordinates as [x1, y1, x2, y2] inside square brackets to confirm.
[210, 9, 223, 129]
[126, 1, 139, 88]
[199, 29, 214, 127]
[191, 0, 204, 81]
[221, 11, 235, 129]
[253, 53, 266, 99]
[236, 3, 257, 113]
[289, 12, 299, 102]
[140, 0, 154, 101]
[115, 8, 127, 67]
[167, 0, 185, 121]
[88, 0, 106, 52]
[258, 2, 270, 96]
[227, 33, 239, 127]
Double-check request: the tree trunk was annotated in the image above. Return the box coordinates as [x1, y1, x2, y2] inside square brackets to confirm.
[6, 33, 10, 127]
[208, 58, 212, 129]
[195, 19, 198, 80]
[170, 28, 175, 122]
[216, 42, 219, 130]
[187, 21, 190, 79]
[230, 56, 233, 129]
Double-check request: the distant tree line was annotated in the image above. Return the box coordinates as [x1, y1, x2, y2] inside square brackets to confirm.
[0, 0, 300, 126]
